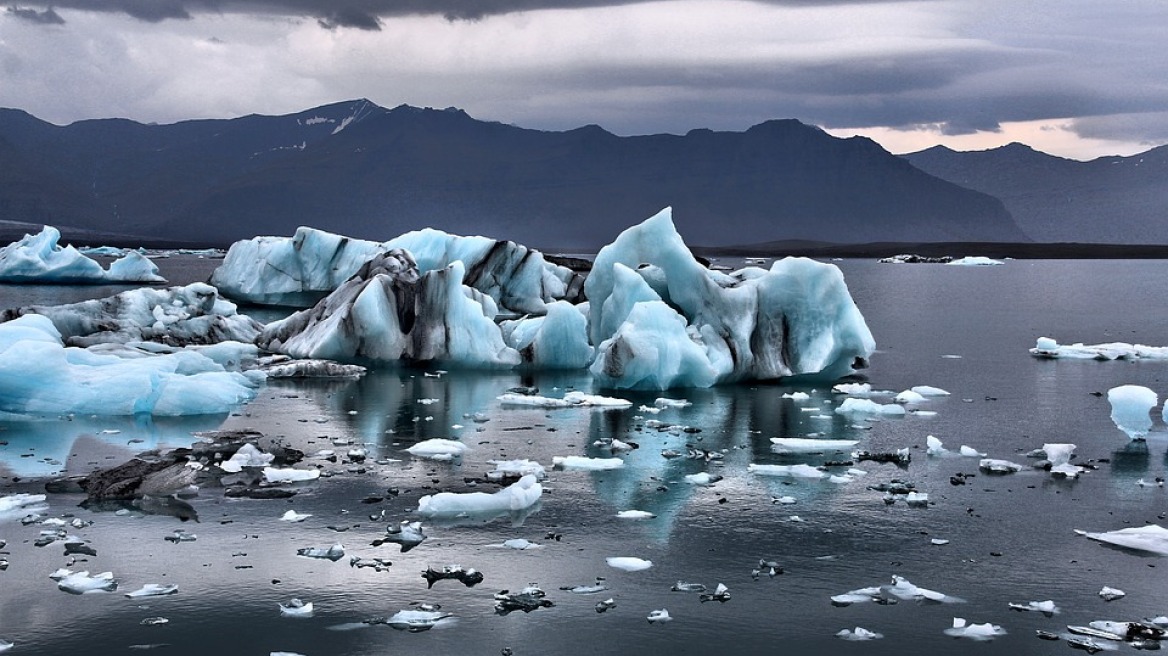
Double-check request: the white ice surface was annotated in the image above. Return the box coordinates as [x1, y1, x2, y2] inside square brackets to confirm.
[1031, 338, 1168, 360]
[1077, 525, 1168, 555]
[417, 474, 542, 516]
[606, 556, 653, 571]
[0, 227, 164, 283]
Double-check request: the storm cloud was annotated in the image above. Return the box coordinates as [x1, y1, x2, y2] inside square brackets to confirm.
[0, 0, 1164, 159]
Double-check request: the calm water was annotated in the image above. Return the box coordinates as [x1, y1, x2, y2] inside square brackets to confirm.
[2, 257, 1167, 655]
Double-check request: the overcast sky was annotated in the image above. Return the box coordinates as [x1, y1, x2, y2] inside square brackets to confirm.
[1, 0, 1165, 160]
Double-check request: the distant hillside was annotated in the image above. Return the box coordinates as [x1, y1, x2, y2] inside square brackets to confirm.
[905, 143, 1168, 243]
[0, 99, 1025, 249]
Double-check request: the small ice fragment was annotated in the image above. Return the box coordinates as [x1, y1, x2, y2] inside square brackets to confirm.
[782, 392, 810, 401]
[836, 627, 883, 641]
[606, 557, 652, 572]
[1007, 600, 1058, 614]
[377, 521, 426, 552]
[1099, 586, 1126, 601]
[1074, 526, 1168, 555]
[219, 443, 274, 473]
[979, 459, 1024, 474]
[279, 598, 314, 617]
[297, 544, 345, 561]
[1108, 385, 1157, 439]
[141, 617, 169, 626]
[56, 570, 118, 594]
[417, 475, 541, 517]
[911, 386, 950, 396]
[699, 583, 730, 603]
[263, 467, 320, 483]
[501, 538, 542, 550]
[125, 584, 178, 598]
[386, 608, 453, 631]
[280, 510, 312, 522]
[895, 390, 925, 404]
[671, 581, 706, 592]
[487, 459, 546, 482]
[616, 510, 656, 519]
[931, 538, 950, 546]
[772, 496, 796, 505]
[958, 445, 985, 457]
[417, 398, 439, 405]
[406, 439, 468, 460]
[552, 455, 624, 471]
[647, 609, 672, 623]
[0, 639, 12, 652]
[926, 435, 948, 456]
[164, 530, 197, 543]
[943, 617, 1006, 640]
[833, 383, 871, 396]
[494, 587, 554, 614]
[560, 581, 609, 594]
[747, 463, 827, 479]
[684, 472, 721, 486]
[421, 565, 483, 588]
[905, 492, 929, 507]
[769, 437, 858, 453]
[595, 598, 617, 613]
[835, 398, 906, 417]
[655, 398, 691, 408]
[1043, 443, 1083, 478]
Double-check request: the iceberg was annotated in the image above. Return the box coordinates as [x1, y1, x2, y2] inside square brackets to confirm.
[1042, 443, 1083, 478]
[0, 226, 164, 284]
[0, 314, 261, 418]
[55, 570, 118, 594]
[946, 256, 1003, 266]
[836, 628, 883, 641]
[417, 474, 542, 517]
[769, 437, 858, 453]
[124, 583, 179, 598]
[406, 439, 469, 461]
[498, 391, 631, 408]
[385, 608, 453, 632]
[586, 208, 873, 389]
[258, 251, 521, 368]
[943, 618, 1006, 640]
[1076, 525, 1168, 556]
[835, 398, 906, 417]
[979, 459, 1024, 474]
[552, 455, 625, 471]
[1, 283, 262, 348]
[1108, 385, 1157, 439]
[748, 463, 827, 479]
[279, 598, 314, 617]
[500, 300, 594, 368]
[647, 609, 672, 623]
[1031, 337, 1168, 360]
[211, 225, 583, 314]
[606, 556, 653, 572]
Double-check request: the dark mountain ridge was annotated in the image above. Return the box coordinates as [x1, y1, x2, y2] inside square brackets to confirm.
[905, 142, 1168, 244]
[0, 99, 1024, 249]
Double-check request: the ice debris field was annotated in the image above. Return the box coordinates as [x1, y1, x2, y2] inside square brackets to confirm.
[3, 212, 1168, 655]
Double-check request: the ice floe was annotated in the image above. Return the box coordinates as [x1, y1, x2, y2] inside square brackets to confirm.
[835, 398, 906, 417]
[263, 467, 320, 483]
[1031, 337, 1168, 360]
[769, 437, 858, 453]
[606, 556, 653, 571]
[417, 474, 542, 518]
[386, 608, 454, 631]
[616, 510, 656, 519]
[1108, 385, 1157, 439]
[55, 570, 118, 594]
[837, 627, 883, 641]
[279, 598, 315, 617]
[831, 576, 963, 606]
[1099, 586, 1126, 601]
[0, 314, 261, 417]
[747, 463, 827, 479]
[947, 256, 1003, 266]
[125, 583, 179, 598]
[1076, 525, 1168, 556]
[552, 456, 625, 471]
[406, 439, 469, 461]
[647, 609, 672, 623]
[0, 226, 164, 284]
[497, 391, 632, 408]
[943, 617, 1006, 640]
[297, 544, 345, 561]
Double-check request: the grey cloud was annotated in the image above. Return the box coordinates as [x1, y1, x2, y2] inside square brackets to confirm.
[5, 5, 65, 23]
[12, 0, 906, 24]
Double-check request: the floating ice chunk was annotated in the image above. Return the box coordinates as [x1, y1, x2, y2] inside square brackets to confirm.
[498, 391, 632, 408]
[926, 435, 948, 456]
[220, 444, 275, 472]
[895, 390, 926, 404]
[406, 439, 469, 460]
[947, 256, 1003, 266]
[417, 475, 542, 517]
[1108, 385, 1157, 439]
[835, 398, 906, 417]
[125, 584, 179, 598]
[280, 598, 315, 617]
[647, 609, 672, 623]
[782, 392, 810, 401]
[280, 510, 312, 522]
[590, 300, 719, 390]
[0, 314, 261, 417]
[297, 544, 345, 561]
[263, 467, 320, 483]
[769, 437, 858, 453]
[699, 583, 731, 603]
[501, 538, 542, 550]
[979, 459, 1024, 474]
[1008, 600, 1058, 614]
[377, 521, 426, 552]
[261, 359, 366, 378]
[0, 493, 48, 521]
[560, 581, 610, 595]
[747, 463, 827, 479]
[931, 539, 950, 546]
[552, 456, 625, 471]
[616, 510, 656, 519]
[943, 617, 1006, 640]
[833, 576, 962, 606]
[0, 638, 12, 651]
[1031, 338, 1168, 361]
[606, 557, 653, 572]
[958, 445, 985, 457]
[386, 609, 453, 632]
[836, 627, 883, 641]
[833, 382, 872, 396]
[487, 459, 546, 482]
[1099, 586, 1126, 601]
[684, 472, 722, 486]
[56, 570, 118, 594]
[494, 587, 554, 615]
[0, 226, 164, 283]
[912, 386, 950, 396]
[905, 492, 929, 507]
[421, 565, 483, 588]
[655, 398, 691, 408]
[1076, 525, 1168, 556]
[772, 496, 797, 505]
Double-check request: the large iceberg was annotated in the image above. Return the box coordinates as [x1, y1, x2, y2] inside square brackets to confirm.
[0, 226, 164, 284]
[0, 314, 261, 417]
[210, 225, 583, 314]
[500, 301, 594, 368]
[258, 251, 520, 368]
[1, 283, 262, 347]
[586, 208, 873, 388]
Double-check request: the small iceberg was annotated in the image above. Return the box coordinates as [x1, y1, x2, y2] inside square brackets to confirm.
[1099, 586, 1126, 601]
[386, 608, 453, 632]
[616, 510, 656, 519]
[494, 587, 554, 615]
[835, 398, 906, 417]
[943, 617, 1006, 640]
[1031, 337, 1168, 361]
[0, 226, 165, 283]
[747, 463, 827, 479]
[279, 598, 315, 617]
[280, 510, 312, 522]
[946, 256, 1003, 266]
[836, 627, 883, 641]
[606, 557, 653, 572]
[1108, 385, 1157, 439]
[263, 467, 320, 483]
[552, 455, 625, 471]
[647, 609, 672, 623]
[297, 544, 345, 561]
[406, 439, 469, 461]
[769, 437, 858, 453]
[497, 391, 632, 408]
[831, 576, 962, 606]
[487, 459, 547, 482]
[1043, 443, 1084, 478]
[124, 584, 178, 598]
[979, 459, 1025, 474]
[55, 570, 118, 594]
[376, 521, 427, 552]
[417, 475, 542, 518]
[1008, 600, 1058, 615]
[1076, 525, 1168, 556]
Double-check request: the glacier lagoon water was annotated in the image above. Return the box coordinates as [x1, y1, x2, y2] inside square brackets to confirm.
[2, 256, 1168, 655]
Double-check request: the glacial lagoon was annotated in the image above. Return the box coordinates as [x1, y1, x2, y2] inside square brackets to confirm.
[2, 255, 1168, 655]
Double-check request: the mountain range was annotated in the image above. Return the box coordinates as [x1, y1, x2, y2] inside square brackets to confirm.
[0, 99, 1032, 249]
